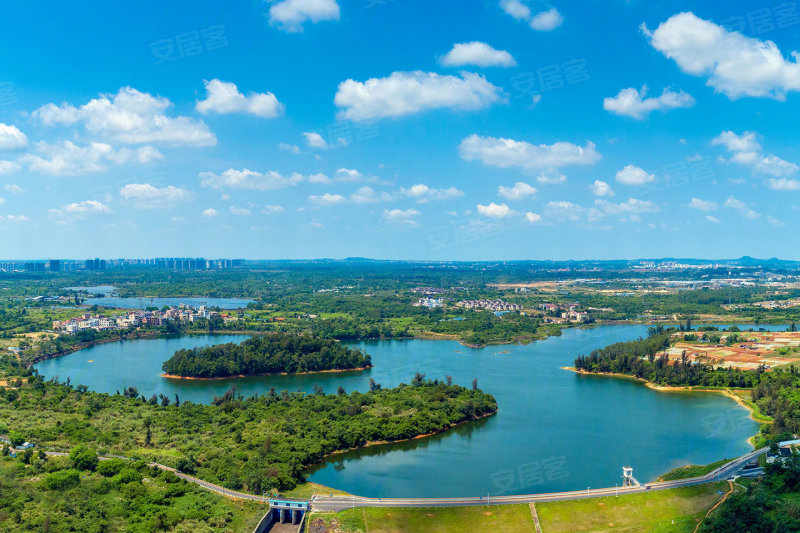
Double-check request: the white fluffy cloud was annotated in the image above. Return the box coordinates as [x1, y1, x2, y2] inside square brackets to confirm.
[440, 42, 516, 68]
[688, 197, 718, 211]
[199, 168, 304, 190]
[592, 198, 660, 218]
[712, 130, 798, 177]
[308, 173, 332, 184]
[711, 130, 760, 153]
[20, 141, 161, 176]
[350, 186, 393, 204]
[615, 164, 655, 185]
[336, 168, 362, 181]
[49, 200, 111, 222]
[309, 193, 347, 206]
[3, 184, 24, 194]
[590, 180, 614, 197]
[642, 12, 800, 99]
[499, 2, 562, 31]
[334, 71, 504, 121]
[499, 0, 530, 20]
[530, 8, 563, 31]
[262, 205, 285, 214]
[0, 160, 21, 174]
[498, 181, 537, 200]
[400, 183, 464, 203]
[724, 196, 760, 219]
[706, 215, 721, 224]
[537, 173, 567, 185]
[603, 86, 694, 119]
[269, 0, 340, 32]
[477, 202, 515, 218]
[303, 132, 328, 149]
[383, 208, 421, 224]
[230, 206, 252, 216]
[279, 142, 301, 154]
[545, 201, 584, 222]
[525, 212, 542, 224]
[34, 87, 216, 146]
[196, 79, 284, 118]
[459, 134, 601, 171]
[769, 178, 800, 191]
[0, 124, 28, 149]
[120, 183, 193, 209]
[202, 208, 219, 218]
[0, 214, 29, 223]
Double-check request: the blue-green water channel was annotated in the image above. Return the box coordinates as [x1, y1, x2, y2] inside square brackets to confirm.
[35, 326, 761, 497]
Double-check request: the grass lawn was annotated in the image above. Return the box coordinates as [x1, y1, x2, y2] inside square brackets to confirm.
[307, 504, 535, 533]
[536, 482, 729, 533]
[658, 459, 732, 481]
[283, 481, 351, 499]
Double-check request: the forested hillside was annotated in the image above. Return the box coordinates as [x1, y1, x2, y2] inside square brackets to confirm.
[0, 359, 497, 492]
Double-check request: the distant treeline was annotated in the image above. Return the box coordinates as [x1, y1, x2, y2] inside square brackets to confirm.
[162, 333, 372, 378]
[573, 327, 767, 388]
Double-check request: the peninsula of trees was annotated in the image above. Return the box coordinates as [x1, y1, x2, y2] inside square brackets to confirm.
[1, 356, 498, 495]
[161, 333, 372, 378]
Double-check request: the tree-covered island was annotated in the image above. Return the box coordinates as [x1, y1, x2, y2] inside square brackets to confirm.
[161, 333, 372, 378]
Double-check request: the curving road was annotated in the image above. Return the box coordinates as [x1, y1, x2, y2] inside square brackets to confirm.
[43, 451, 271, 503]
[310, 447, 767, 512]
[43, 447, 766, 512]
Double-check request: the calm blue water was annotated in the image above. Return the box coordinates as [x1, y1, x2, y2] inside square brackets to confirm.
[34, 326, 761, 497]
[84, 296, 253, 309]
[65, 285, 253, 309]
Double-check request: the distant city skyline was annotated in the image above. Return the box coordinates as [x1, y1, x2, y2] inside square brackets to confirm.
[1, 1, 799, 260]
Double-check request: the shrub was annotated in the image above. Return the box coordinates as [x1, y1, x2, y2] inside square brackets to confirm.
[112, 467, 142, 485]
[96, 458, 126, 477]
[43, 469, 80, 490]
[70, 445, 99, 471]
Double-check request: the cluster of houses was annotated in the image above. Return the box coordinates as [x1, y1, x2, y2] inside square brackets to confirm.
[0, 434, 35, 456]
[456, 299, 522, 312]
[52, 304, 217, 334]
[414, 297, 444, 308]
[538, 302, 590, 322]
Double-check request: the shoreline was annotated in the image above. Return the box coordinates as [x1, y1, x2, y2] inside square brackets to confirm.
[160, 365, 374, 380]
[312, 410, 498, 463]
[562, 366, 770, 446]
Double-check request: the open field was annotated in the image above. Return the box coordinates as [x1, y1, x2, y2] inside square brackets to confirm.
[305, 483, 730, 533]
[535, 482, 730, 533]
[306, 505, 536, 533]
[666, 331, 800, 370]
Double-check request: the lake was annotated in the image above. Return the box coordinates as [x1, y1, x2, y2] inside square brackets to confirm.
[34, 326, 761, 497]
[65, 285, 253, 309]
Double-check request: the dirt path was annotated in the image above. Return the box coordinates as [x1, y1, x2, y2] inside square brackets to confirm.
[693, 480, 734, 533]
[529, 503, 543, 533]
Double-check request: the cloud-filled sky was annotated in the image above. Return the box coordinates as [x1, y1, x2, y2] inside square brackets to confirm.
[1, 0, 799, 260]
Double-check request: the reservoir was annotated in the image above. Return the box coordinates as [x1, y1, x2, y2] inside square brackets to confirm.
[34, 325, 760, 497]
[64, 285, 253, 309]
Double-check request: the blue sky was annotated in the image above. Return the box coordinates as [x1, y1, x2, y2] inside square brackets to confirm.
[1, 0, 800, 260]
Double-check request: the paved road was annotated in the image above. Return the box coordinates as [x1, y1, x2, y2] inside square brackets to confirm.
[43, 447, 766, 512]
[310, 447, 767, 512]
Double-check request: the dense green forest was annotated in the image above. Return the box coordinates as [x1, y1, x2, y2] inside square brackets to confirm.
[700, 454, 800, 532]
[0, 356, 497, 492]
[161, 333, 372, 377]
[0, 452, 264, 532]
